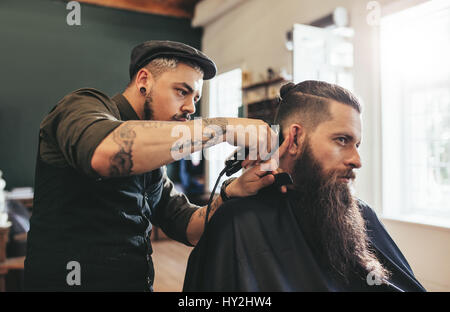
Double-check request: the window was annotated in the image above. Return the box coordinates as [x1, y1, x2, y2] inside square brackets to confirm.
[293, 24, 354, 91]
[380, 0, 450, 227]
[205, 68, 242, 192]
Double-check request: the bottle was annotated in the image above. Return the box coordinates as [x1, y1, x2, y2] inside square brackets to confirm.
[0, 170, 8, 225]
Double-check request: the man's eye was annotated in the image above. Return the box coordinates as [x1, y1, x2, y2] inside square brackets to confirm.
[177, 89, 188, 96]
[336, 137, 348, 145]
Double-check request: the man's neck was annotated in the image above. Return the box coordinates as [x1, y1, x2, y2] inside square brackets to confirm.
[122, 89, 143, 120]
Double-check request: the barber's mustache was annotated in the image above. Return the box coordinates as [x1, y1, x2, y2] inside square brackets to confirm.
[173, 112, 191, 121]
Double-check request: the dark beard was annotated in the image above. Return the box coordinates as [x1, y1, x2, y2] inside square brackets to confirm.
[291, 139, 390, 284]
[143, 89, 191, 121]
[143, 89, 154, 120]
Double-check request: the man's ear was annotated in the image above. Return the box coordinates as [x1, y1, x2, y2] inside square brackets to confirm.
[286, 124, 304, 156]
[135, 67, 155, 91]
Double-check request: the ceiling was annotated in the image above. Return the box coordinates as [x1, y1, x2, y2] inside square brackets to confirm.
[77, 0, 202, 19]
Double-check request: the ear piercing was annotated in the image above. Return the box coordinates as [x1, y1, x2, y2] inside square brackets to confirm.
[140, 87, 146, 95]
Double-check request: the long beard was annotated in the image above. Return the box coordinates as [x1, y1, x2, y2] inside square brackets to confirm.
[291, 140, 390, 284]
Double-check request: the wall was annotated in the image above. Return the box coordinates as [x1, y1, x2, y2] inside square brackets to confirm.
[198, 0, 449, 291]
[0, 0, 202, 189]
[383, 219, 450, 291]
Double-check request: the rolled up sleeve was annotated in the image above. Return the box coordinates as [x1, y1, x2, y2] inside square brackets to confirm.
[39, 89, 123, 177]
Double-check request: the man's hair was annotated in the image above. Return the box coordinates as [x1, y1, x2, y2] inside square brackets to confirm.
[274, 80, 361, 132]
[128, 57, 204, 87]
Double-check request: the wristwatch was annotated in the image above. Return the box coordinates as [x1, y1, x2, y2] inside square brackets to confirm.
[220, 177, 237, 202]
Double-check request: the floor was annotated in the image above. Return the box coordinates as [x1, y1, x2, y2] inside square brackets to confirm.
[2, 237, 193, 292]
[151, 239, 193, 292]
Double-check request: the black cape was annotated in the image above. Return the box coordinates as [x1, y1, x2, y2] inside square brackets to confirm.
[183, 187, 426, 292]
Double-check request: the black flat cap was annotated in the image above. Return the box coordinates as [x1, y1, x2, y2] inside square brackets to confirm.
[129, 40, 217, 80]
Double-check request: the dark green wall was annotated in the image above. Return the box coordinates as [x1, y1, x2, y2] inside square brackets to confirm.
[0, 0, 202, 189]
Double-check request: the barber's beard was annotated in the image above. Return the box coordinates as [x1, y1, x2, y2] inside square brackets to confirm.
[292, 140, 390, 284]
[143, 89, 154, 120]
[144, 89, 191, 122]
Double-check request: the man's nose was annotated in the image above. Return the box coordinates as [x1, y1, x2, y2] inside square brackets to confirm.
[345, 147, 362, 169]
[182, 97, 196, 115]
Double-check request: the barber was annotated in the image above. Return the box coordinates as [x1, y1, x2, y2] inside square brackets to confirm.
[24, 40, 280, 291]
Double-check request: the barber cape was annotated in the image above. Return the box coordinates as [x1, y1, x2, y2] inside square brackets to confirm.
[183, 187, 426, 292]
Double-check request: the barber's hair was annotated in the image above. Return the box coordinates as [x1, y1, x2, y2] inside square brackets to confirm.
[128, 57, 204, 86]
[274, 80, 361, 132]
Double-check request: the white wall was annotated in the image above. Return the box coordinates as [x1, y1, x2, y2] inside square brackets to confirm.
[198, 0, 450, 291]
[383, 219, 450, 291]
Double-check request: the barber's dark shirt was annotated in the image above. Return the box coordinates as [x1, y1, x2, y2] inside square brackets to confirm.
[25, 88, 198, 291]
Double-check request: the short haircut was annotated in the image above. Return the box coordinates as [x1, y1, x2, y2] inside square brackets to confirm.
[128, 57, 204, 86]
[274, 80, 361, 133]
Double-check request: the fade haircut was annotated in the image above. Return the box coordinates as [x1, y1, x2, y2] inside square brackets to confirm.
[128, 57, 204, 87]
[274, 80, 361, 133]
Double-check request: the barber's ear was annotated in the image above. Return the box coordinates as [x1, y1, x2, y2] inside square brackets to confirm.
[286, 124, 304, 156]
[136, 68, 155, 92]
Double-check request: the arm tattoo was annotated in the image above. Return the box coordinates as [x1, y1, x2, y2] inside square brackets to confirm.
[203, 117, 228, 133]
[170, 139, 191, 153]
[109, 123, 136, 176]
[198, 196, 221, 220]
[140, 121, 173, 128]
[109, 121, 173, 176]
[170, 136, 221, 154]
[201, 118, 227, 148]
[127, 120, 173, 129]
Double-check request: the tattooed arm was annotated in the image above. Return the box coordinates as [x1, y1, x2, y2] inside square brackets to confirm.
[91, 117, 229, 177]
[91, 117, 272, 178]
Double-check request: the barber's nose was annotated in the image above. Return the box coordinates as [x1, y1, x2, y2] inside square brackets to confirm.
[346, 147, 362, 169]
[183, 98, 196, 115]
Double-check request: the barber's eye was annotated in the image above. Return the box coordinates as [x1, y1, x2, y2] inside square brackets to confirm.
[177, 89, 188, 96]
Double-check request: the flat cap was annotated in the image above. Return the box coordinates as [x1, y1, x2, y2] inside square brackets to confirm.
[129, 40, 217, 80]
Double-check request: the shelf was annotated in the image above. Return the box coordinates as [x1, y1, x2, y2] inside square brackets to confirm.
[242, 77, 287, 91]
[244, 98, 279, 106]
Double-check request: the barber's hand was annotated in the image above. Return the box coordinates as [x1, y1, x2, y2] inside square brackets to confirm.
[225, 159, 281, 198]
[225, 133, 290, 197]
[241, 132, 290, 172]
[225, 118, 278, 160]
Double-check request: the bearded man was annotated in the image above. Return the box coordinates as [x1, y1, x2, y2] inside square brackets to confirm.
[183, 80, 426, 292]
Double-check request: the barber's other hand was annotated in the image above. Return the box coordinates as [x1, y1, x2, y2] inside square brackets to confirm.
[232, 133, 290, 195]
[225, 158, 283, 198]
[241, 132, 290, 172]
